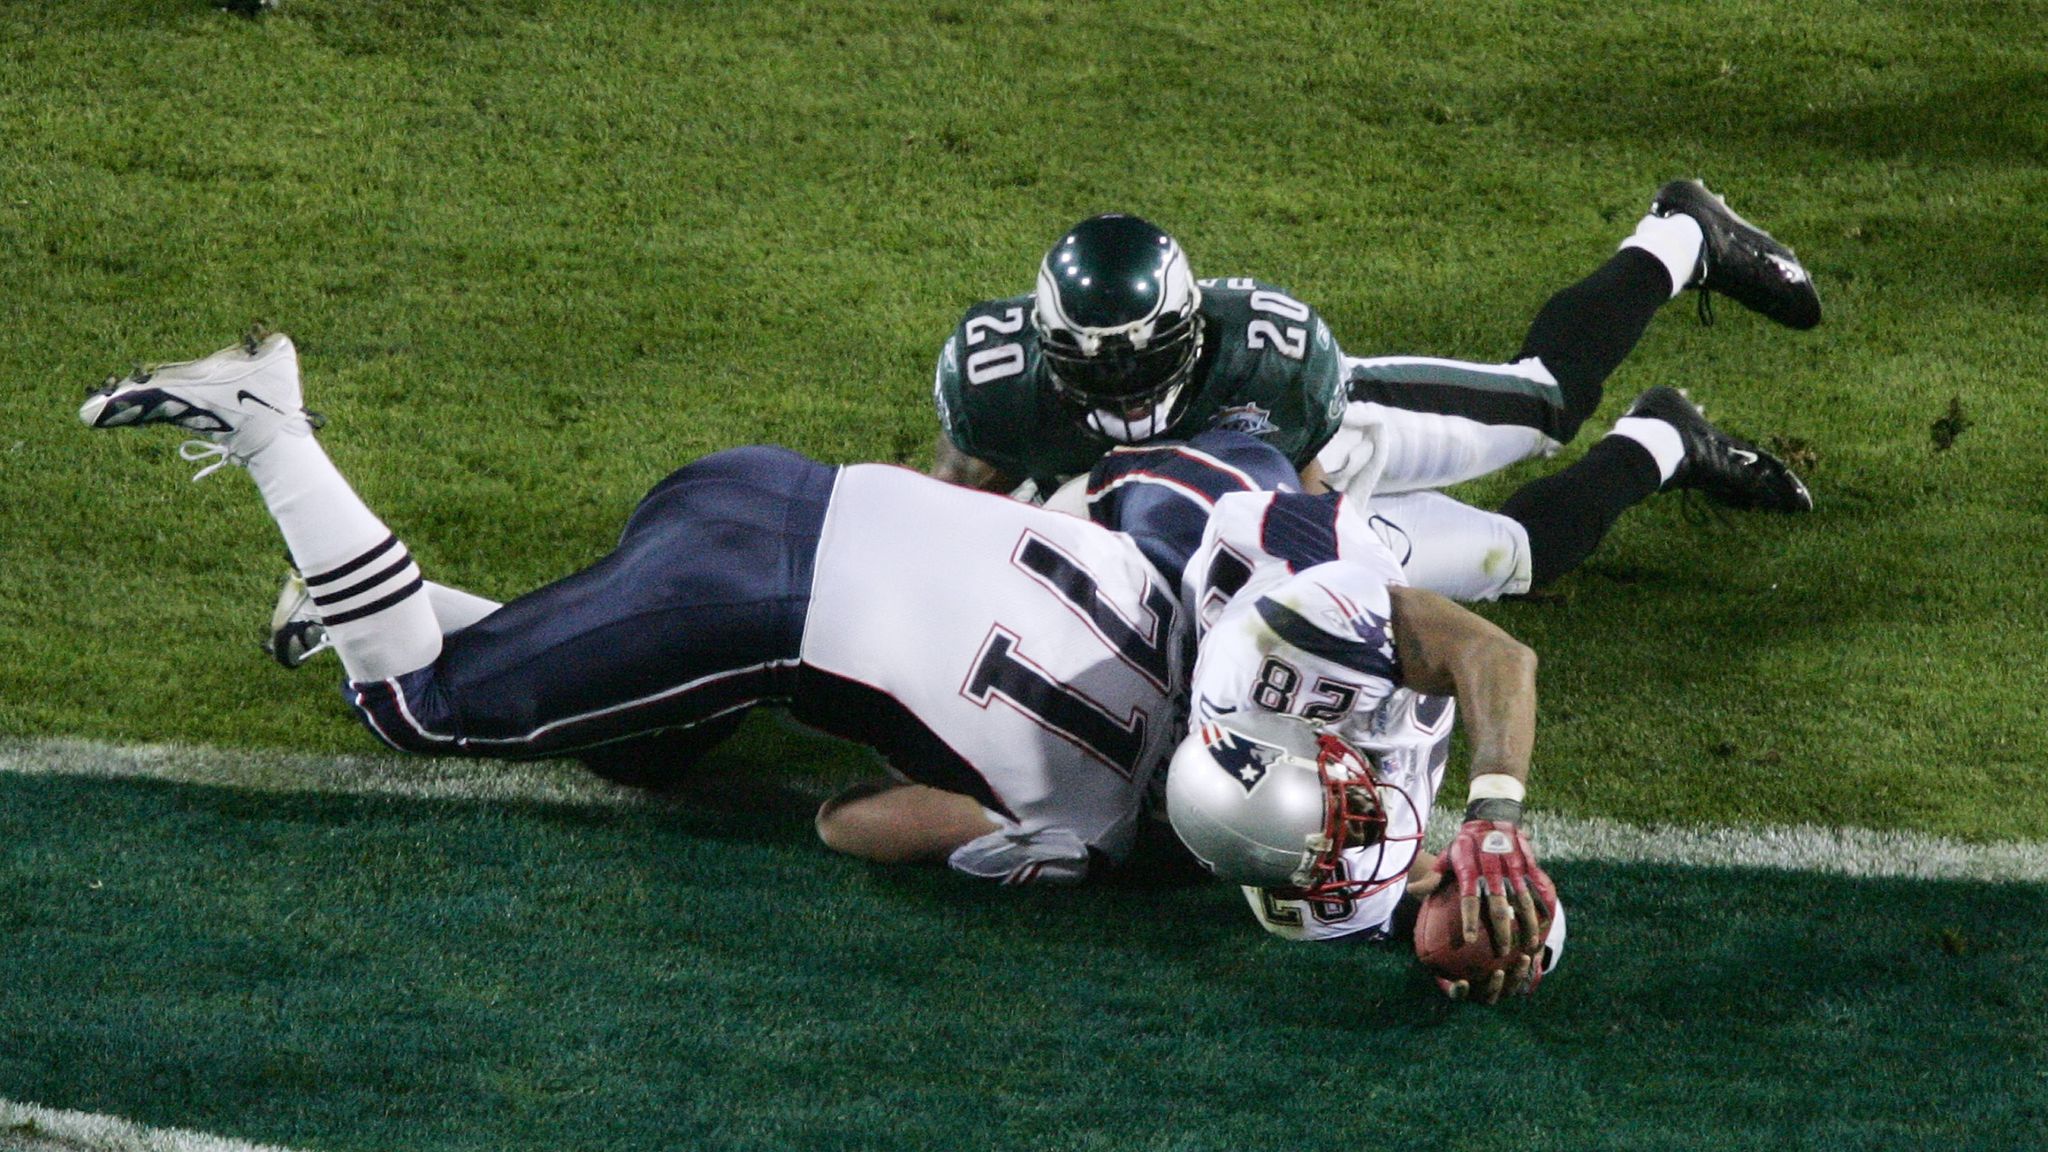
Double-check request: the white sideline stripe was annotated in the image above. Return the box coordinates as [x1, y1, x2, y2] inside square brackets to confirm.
[0, 1098, 302, 1152]
[2, 737, 2044, 883]
[1432, 806, 2048, 883]
[0, 737, 643, 809]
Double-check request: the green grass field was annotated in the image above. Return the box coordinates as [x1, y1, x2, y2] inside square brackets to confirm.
[3, 2, 2046, 1149]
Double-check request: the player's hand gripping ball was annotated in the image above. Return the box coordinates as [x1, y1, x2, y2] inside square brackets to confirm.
[1415, 821, 1559, 1003]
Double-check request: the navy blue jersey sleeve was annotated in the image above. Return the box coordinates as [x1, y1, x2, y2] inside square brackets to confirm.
[1254, 490, 1348, 574]
[1087, 430, 1299, 586]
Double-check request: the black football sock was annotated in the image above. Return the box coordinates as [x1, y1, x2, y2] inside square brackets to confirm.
[1515, 247, 1674, 441]
[1498, 434, 1664, 588]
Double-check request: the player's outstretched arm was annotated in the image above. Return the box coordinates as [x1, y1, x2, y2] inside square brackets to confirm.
[930, 430, 1020, 493]
[1386, 586, 1535, 786]
[1386, 586, 1553, 1002]
[815, 778, 1000, 864]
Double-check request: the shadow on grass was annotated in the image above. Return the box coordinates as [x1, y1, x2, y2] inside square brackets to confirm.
[1522, 49, 2047, 169]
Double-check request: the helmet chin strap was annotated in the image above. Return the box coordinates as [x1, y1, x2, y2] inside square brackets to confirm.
[1085, 383, 1186, 443]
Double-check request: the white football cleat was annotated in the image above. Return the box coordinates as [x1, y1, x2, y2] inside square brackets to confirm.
[261, 565, 333, 669]
[80, 328, 316, 476]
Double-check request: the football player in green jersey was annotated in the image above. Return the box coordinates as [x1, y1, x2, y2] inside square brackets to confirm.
[930, 183, 1821, 509]
[937, 211, 1351, 494]
[931, 214, 1347, 497]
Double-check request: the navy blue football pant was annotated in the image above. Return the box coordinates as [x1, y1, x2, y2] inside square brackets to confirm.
[346, 446, 835, 785]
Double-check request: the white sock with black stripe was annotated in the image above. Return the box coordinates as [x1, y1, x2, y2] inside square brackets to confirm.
[245, 432, 442, 681]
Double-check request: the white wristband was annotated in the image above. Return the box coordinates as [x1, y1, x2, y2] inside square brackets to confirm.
[1466, 773, 1526, 804]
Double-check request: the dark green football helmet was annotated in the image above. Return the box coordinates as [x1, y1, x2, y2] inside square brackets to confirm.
[1032, 214, 1205, 442]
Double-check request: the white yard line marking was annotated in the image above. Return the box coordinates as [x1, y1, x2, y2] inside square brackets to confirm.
[0, 736, 638, 808]
[0, 1098, 303, 1152]
[1, 740, 2044, 1152]
[3, 737, 2045, 883]
[1450, 808, 2048, 884]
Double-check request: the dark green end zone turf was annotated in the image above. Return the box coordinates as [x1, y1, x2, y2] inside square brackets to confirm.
[4, 771, 2044, 1152]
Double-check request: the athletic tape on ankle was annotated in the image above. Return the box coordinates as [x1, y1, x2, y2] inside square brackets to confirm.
[1620, 212, 1706, 297]
[1609, 417, 1686, 483]
[1466, 773, 1526, 803]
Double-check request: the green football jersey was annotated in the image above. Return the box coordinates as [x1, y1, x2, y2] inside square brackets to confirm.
[934, 278, 1347, 491]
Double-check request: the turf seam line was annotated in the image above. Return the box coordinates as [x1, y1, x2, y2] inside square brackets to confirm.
[5, 737, 2045, 883]
[0, 1098, 304, 1152]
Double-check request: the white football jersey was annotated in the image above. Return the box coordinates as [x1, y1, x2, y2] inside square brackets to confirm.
[1181, 488, 1393, 638]
[804, 465, 1187, 885]
[1183, 489, 1454, 940]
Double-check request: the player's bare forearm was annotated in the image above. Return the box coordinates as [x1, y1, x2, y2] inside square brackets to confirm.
[930, 432, 1019, 493]
[815, 778, 998, 863]
[1395, 586, 1549, 972]
[1297, 458, 1330, 494]
[1386, 585, 1537, 784]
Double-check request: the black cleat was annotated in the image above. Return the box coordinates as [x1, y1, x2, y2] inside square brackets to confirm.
[1652, 179, 1821, 330]
[1627, 386, 1812, 512]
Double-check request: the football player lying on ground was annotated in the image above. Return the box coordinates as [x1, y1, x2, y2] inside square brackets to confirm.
[233, 374, 1779, 1001]
[80, 330, 1558, 1001]
[931, 180, 1821, 516]
[1075, 364, 1812, 608]
[82, 330, 1192, 886]
[1071, 413, 1799, 996]
[1080, 432, 1564, 1001]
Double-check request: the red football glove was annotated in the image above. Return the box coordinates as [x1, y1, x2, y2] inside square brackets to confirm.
[1432, 819, 1554, 1003]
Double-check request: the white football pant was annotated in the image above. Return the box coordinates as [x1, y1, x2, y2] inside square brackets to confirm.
[1364, 489, 1532, 602]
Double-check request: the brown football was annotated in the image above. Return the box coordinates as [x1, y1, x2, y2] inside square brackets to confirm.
[1412, 882, 1518, 985]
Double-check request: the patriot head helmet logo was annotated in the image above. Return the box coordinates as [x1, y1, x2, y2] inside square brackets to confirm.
[1201, 722, 1284, 792]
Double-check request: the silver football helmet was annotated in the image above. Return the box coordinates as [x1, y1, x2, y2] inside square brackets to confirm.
[1164, 711, 1422, 899]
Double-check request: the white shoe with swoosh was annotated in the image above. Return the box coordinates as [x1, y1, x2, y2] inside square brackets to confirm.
[81, 328, 317, 476]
